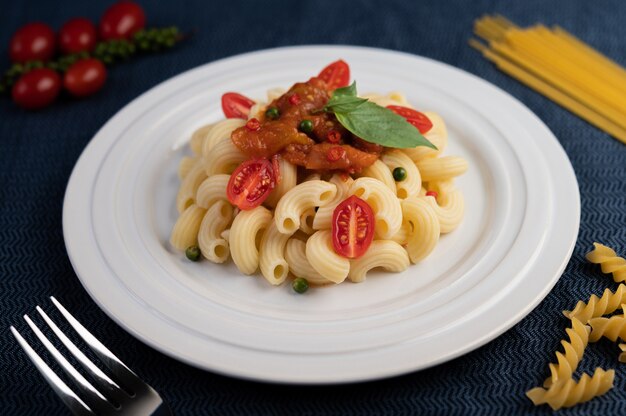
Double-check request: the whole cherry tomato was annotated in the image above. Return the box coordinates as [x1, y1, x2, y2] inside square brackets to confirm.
[9, 22, 56, 63]
[59, 18, 98, 54]
[12, 68, 61, 110]
[63, 59, 107, 97]
[99, 1, 146, 40]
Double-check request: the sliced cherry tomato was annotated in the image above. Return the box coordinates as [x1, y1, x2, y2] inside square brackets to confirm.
[99, 0, 146, 40]
[9, 23, 56, 63]
[59, 18, 98, 54]
[227, 159, 277, 210]
[331, 195, 375, 259]
[63, 59, 107, 97]
[221, 92, 255, 119]
[317, 60, 350, 91]
[12, 68, 61, 110]
[386, 105, 433, 134]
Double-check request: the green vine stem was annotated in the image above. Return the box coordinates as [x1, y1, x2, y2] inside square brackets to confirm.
[0, 27, 185, 94]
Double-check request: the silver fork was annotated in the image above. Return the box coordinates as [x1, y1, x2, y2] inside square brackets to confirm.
[10, 296, 171, 416]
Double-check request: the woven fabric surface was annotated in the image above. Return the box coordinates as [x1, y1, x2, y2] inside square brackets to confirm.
[1, 0, 626, 414]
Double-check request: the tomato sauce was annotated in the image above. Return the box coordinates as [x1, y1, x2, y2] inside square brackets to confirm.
[230, 77, 382, 173]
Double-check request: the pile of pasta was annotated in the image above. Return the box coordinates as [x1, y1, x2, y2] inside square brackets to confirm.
[526, 243, 626, 410]
[169, 90, 468, 286]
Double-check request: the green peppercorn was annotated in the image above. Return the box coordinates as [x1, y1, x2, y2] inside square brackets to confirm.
[299, 119, 313, 134]
[265, 107, 280, 120]
[393, 167, 407, 182]
[185, 245, 201, 261]
[292, 277, 309, 294]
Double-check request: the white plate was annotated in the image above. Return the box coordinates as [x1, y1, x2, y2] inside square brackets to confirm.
[63, 46, 579, 383]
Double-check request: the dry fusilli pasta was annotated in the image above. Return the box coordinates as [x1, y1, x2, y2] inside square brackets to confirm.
[586, 243, 626, 283]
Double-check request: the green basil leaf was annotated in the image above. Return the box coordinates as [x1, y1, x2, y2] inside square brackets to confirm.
[332, 82, 357, 97]
[334, 102, 437, 149]
[324, 95, 368, 112]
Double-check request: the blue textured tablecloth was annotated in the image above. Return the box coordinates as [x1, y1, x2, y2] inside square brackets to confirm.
[2, 0, 626, 414]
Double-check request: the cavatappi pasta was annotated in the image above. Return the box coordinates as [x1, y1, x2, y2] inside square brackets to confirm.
[170, 89, 468, 287]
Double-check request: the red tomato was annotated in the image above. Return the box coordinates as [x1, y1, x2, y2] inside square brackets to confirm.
[59, 18, 98, 54]
[12, 68, 61, 110]
[9, 23, 56, 63]
[63, 59, 107, 97]
[221, 92, 255, 119]
[99, 1, 146, 40]
[317, 60, 350, 90]
[227, 159, 277, 210]
[386, 105, 433, 134]
[331, 195, 375, 259]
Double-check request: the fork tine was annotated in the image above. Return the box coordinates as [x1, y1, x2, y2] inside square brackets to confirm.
[36, 306, 128, 405]
[10, 326, 94, 416]
[23, 314, 116, 415]
[50, 296, 146, 392]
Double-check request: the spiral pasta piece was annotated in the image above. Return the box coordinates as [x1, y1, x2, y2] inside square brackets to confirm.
[543, 318, 590, 387]
[169, 204, 207, 250]
[381, 149, 422, 199]
[190, 123, 213, 154]
[350, 177, 402, 239]
[588, 316, 626, 343]
[358, 159, 396, 194]
[258, 221, 292, 285]
[526, 368, 614, 410]
[586, 242, 626, 283]
[348, 240, 410, 283]
[416, 156, 468, 182]
[201, 118, 245, 157]
[178, 156, 198, 180]
[284, 238, 329, 285]
[204, 137, 247, 176]
[312, 174, 353, 231]
[401, 197, 440, 263]
[198, 200, 233, 263]
[563, 284, 626, 323]
[274, 180, 337, 234]
[176, 162, 207, 213]
[306, 230, 350, 284]
[229, 206, 272, 275]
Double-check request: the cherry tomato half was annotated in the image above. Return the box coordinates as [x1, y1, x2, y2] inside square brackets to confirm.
[63, 59, 107, 97]
[331, 195, 375, 259]
[59, 18, 98, 54]
[227, 159, 277, 210]
[12, 68, 61, 110]
[9, 22, 56, 63]
[99, 0, 146, 40]
[221, 92, 255, 119]
[317, 60, 350, 91]
[386, 105, 433, 134]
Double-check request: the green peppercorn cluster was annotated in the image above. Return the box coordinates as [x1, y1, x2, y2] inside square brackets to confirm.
[0, 26, 182, 95]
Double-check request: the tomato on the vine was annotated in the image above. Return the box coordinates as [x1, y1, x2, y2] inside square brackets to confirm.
[99, 0, 146, 40]
[331, 195, 375, 259]
[9, 23, 56, 63]
[386, 105, 433, 134]
[317, 60, 350, 91]
[63, 59, 107, 97]
[221, 92, 255, 119]
[227, 159, 277, 210]
[12, 68, 61, 110]
[59, 18, 98, 54]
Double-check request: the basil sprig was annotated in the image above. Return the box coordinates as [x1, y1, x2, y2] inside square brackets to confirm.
[324, 82, 436, 150]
